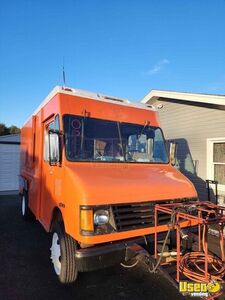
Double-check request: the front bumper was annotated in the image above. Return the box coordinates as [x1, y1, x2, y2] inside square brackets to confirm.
[75, 236, 145, 272]
[75, 226, 199, 272]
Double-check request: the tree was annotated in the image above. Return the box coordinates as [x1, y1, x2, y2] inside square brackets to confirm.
[0, 123, 20, 136]
[0, 123, 9, 135]
[9, 125, 20, 134]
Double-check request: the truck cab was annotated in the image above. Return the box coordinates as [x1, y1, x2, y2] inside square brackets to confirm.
[20, 86, 197, 283]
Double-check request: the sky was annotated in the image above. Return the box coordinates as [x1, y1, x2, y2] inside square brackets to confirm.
[0, 0, 225, 128]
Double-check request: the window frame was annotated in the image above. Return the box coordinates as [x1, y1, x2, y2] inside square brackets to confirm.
[207, 137, 225, 192]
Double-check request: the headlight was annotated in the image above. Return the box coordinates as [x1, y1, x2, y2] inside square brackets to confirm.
[94, 209, 109, 225]
[80, 206, 114, 236]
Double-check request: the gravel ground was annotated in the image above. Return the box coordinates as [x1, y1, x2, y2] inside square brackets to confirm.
[0, 194, 222, 300]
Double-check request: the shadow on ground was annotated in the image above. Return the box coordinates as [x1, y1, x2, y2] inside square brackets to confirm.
[0, 195, 187, 300]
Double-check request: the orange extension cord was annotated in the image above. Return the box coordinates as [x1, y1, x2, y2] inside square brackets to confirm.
[179, 224, 225, 299]
[179, 224, 225, 282]
[179, 251, 225, 282]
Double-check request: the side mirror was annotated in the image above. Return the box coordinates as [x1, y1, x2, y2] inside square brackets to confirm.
[169, 141, 177, 166]
[48, 131, 60, 165]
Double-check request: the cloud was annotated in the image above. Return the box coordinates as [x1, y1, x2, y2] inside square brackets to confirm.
[147, 59, 170, 75]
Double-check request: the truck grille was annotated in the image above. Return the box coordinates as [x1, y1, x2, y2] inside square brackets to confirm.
[112, 201, 172, 232]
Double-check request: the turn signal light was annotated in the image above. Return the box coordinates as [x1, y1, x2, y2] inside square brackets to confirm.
[80, 209, 94, 232]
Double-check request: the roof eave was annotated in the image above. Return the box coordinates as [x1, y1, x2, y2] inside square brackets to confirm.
[141, 90, 225, 107]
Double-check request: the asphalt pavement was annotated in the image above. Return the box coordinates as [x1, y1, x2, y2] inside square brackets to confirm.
[0, 194, 189, 300]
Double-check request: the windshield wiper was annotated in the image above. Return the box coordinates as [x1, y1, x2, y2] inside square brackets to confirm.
[117, 122, 126, 162]
[80, 117, 85, 154]
[139, 120, 149, 137]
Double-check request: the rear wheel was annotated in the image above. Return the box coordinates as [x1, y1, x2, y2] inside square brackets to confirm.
[50, 222, 78, 284]
[20, 191, 32, 220]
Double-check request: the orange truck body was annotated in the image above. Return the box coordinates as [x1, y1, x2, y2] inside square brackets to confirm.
[20, 86, 197, 275]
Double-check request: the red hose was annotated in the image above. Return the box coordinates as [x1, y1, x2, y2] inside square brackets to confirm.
[179, 251, 225, 282]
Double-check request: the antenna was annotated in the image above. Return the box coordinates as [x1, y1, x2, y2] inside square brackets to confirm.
[62, 57, 66, 89]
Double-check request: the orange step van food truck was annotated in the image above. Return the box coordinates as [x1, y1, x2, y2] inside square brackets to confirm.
[19, 86, 197, 284]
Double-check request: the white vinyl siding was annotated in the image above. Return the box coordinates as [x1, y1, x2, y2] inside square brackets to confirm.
[154, 100, 225, 204]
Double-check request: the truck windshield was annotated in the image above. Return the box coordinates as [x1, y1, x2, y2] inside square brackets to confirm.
[63, 114, 169, 163]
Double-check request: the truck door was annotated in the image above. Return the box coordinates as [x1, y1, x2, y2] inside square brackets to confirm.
[40, 116, 59, 229]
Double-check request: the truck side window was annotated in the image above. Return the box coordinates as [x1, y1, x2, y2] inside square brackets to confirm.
[44, 121, 54, 161]
[54, 115, 60, 131]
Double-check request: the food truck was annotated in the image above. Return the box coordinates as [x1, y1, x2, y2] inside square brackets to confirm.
[19, 86, 198, 284]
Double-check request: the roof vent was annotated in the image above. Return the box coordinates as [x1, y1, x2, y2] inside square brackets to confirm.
[62, 87, 73, 92]
[104, 96, 129, 103]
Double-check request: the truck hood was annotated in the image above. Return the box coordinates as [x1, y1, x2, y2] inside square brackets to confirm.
[65, 163, 197, 205]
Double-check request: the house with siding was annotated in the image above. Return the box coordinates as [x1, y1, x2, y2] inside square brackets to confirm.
[141, 90, 225, 206]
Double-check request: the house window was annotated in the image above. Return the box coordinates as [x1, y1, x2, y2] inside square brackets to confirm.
[207, 138, 225, 190]
[213, 143, 225, 185]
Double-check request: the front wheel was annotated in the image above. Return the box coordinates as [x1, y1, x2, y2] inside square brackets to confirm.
[50, 222, 78, 284]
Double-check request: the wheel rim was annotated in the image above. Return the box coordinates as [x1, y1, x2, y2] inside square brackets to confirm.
[21, 195, 25, 216]
[50, 232, 61, 275]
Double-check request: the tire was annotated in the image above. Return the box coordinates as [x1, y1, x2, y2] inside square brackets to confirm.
[20, 191, 33, 221]
[50, 222, 78, 284]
